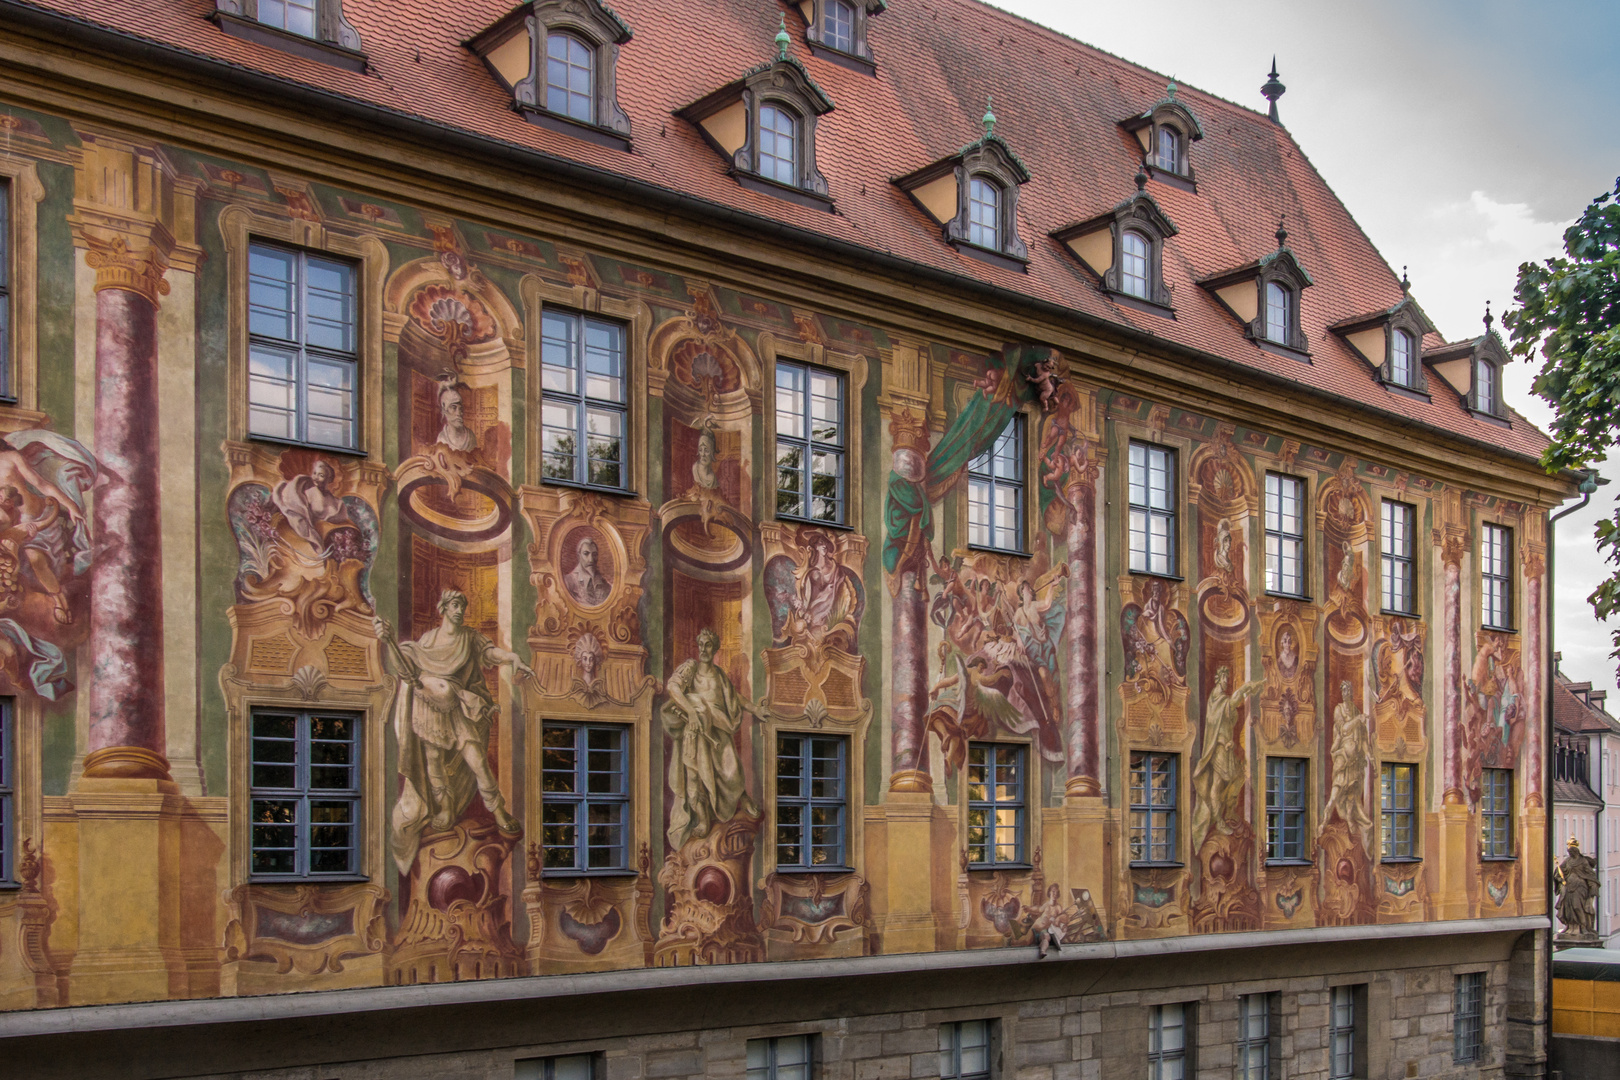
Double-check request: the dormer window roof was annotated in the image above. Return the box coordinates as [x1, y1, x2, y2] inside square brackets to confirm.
[1329, 275, 1438, 395]
[468, 0, 634, 151]
[1199, 219, 1314, 357]
[1423, 306, 1513, 422]
[895, 99, 1031, 273]
[212, 0, 365, 72]
[679, 20, 835, 211]
[796, 0, 886, 73]
[1119, 81, 1204, 191]
[1052, 169, 1179, 315]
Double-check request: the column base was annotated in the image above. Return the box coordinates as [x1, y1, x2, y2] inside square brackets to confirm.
[869, 792, 952, 953]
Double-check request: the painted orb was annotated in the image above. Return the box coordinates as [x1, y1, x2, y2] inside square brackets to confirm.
[693, 866, 732, 906]
[427, 866, 483, 911]
[1208, 851, 1235, 881]
[1336, 858, 1356, 886]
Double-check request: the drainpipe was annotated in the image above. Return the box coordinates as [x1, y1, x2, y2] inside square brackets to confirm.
[1545, 469, 1599, 1072]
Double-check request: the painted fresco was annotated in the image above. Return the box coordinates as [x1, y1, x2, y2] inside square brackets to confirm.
[0, 104, 1554, 1010]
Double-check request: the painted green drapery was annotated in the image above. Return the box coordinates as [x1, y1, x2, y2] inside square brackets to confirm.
[881, 344, 1049, 576]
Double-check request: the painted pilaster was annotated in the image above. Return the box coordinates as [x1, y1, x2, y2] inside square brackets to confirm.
[1435, 509, 1471, 920]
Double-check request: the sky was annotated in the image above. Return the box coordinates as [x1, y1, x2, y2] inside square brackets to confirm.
[991, 0, 1620, 699]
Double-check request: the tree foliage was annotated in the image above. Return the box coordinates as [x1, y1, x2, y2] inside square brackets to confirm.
[1504, 179, 1620, 651]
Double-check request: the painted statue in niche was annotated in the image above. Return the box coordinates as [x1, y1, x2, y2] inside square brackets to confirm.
[1120, 578, 1190, 702]
[1189, 666, 1264, 846]
[374, 588, 536, 870]
[229, 454, 380, 641]
[434, 376, 478, 453]
[764, 527, 862, 655]
[1322, 681, 1374, 854]
[1463, 631, 1524, 801]
[0, 429, 97, 700]
[926, 553, 1067, 774]
[660, 626, 766, 850]
[561, 530, 614, 608]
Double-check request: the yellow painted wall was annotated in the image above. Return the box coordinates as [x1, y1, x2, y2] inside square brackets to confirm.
[1065, 228, 1113, 276]
[701, 101, 748, 156]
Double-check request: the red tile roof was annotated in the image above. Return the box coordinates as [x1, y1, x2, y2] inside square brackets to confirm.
[1554, 672, 1620, 736]
[12, 0, 1554, 461]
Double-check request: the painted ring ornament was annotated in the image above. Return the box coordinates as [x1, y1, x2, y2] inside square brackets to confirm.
[660, 508, 751, 574]
[1325, 607, 1368, 648]
[398, 474, 512, 543]
[1198, 590, 1250, 633]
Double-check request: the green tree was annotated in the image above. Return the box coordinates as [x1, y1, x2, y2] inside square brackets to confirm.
[1505, 178, 1620, 655]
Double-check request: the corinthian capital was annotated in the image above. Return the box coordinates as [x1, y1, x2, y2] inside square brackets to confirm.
[82, 233, 171, 306]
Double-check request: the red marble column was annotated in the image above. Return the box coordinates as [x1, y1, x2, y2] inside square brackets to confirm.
[889, 570, 932, 792]
[81, 237, 170, 781]
[1523, 561, 1545, 804]
[1062, 464, 1101, 795]
[1441, 540, 1464, 804]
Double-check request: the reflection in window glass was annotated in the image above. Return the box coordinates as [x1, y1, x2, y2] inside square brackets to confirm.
[258, 0, 318, 38]
[541, 310, 628, 490]
[546, 33, 595, 123]
[247, 243, 358, 449]
[968, 177, 1001, 250]
[1129, 751, 1177, 863]
[250, 710, 360, 878]
[1391, 328, 1414, 387]
[774, 361, 844, 524]
[776, 734, 846, 868]
[542, 724, 630, 871]
[1121, 230, 1150, 298]
[759, 105, 799, 186]
[966, 745, 1025, 865]
[967, 416, 1024, 551]
[1128, 442, 1176, 575]
[1265, 281, 1290, 343]
[1155, 126, 1180, 172]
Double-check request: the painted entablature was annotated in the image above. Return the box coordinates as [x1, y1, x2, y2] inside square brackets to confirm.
[0, 0, 1571, 1014]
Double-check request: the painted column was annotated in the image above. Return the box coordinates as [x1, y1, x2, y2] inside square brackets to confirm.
[81, 234, 170, 782]
[886, 407, 934, 794]
[1062, 451, 1101, 795]
[1440, 532, 1466, 803]
[1523, 548, 1546, 803]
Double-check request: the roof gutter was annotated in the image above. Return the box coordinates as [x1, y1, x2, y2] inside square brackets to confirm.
[0, 0, 1571, 488]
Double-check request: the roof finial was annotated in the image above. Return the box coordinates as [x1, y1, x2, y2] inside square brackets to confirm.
[775, 14, 790, 61]
[1135, 166, 1148, 192]
[1167, 78, 1178, 102]
[1261, 56, 1286, 125]
[1484, 300, 1494, 333]
[983, 94, 996, 138]
[1400, 266, 1410, 295]
[1275, 214, 1288, 250]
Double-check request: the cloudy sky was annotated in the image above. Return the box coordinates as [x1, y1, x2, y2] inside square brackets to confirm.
[994, 0, 1620, 697]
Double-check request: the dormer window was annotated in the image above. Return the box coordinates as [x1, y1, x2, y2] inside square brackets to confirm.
[1200, 221, 1314, 356]
[468, 0, 634, 151]
[1421, 307, 1511, 421]
[212, 0, 365, 71]
[1475, 357, 1497, 414]
[547, 32, 595, 123]
[1120, 81, 1204, 190]
[1329, 285, 1435, 394]
[799, 0, 885, 72]
[1391, 329, 1414, 387]
[895, 102, 1031, 273]
[680, 27, 835, 210]
[1052, 171, 1179, 314]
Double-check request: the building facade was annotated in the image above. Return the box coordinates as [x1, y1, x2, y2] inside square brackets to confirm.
[1552, 660, 1619, 946]
[0, 1, 1575, 1078]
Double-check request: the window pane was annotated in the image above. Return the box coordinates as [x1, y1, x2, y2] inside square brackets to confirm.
[824, 0, 855, 52]
[968, 177, 1000, 249]
[248, 246, 297, 340]
[1122, 231, 1149, 298]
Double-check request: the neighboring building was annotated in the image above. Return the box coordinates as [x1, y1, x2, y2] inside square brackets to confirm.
[0, 1, 1576, 1079]
[1553, 658, 1620, 946]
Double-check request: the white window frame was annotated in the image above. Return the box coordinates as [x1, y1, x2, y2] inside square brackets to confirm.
[1264, 472, 1306, 597]
[1121, 229, 1150, 299]
[1380, 500, 1416, 615]
[774, 359, 847, 525]
[1265, 281, 1291, 344]
[1129, 441, 1177, 576]
[758, 104, 801, 187]
[545, 31, 597, 124]
[967, 414, 1026, 553]
[1481, 523, 1512, 630]
[539, 307, 631, 492]
[1391, 328, 1415, 388]
[968, 176, 1002, 251]
[246, 240, 360, 451]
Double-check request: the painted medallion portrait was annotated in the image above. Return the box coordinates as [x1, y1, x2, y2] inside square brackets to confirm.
[560, 526, 615, 607]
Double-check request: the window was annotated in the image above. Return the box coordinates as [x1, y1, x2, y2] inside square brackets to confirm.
[774, 361, 845, 524]
[1481, 768, 1512, 858]
[1330, 985, 1365, 1080]
[1128, 441, 1177, 576]
[1149, 1003, 1192, 1080]
[257, 0, 318, 37]
[1121, 230, 1150, 299]
[1381, 762, 1416, 860]
[967, 415, 1024, 552]
[540, 309, 628, 490]
[0, 179, 10, 400]
[250, 709, 361, 879]
[748, 1035, 812, 1080]
[516, 1055, 599, 1080]
[1237, 993, 1276, 1080]
[759, 104, 800, 187]
[1130, 751, 1178, 864]
[248, 243, 358, 450]
[1265, 758, 1307, 862]
[1264, 473, 1305, 596]
[0, 699, 11, 885]
[1155, 126, 1181, 172]
[967, 744, 1026, 866]
[1454, 973, 1484, 1063]
[541, 723, 629, 872]
[1391, 328, 1415, 388]
[546, 33, 595, 123]
[776, 734, 846, 868]
[1482, 524, 1512, 630]
[1380, 500, 1415, 615]
[968, 177, 1001, 250]
[1265, 281, 1291, 344]
[822, 0, 855, 53]
[938, 1020, 992, 1080]
[1475, 360, 1497, 414]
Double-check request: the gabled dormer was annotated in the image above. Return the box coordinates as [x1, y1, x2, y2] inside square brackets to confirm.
[1329, 273, 1437, 394]
[1052, 170, 1179, 315]
[468, 0, 634, 151]
[1119, 81, 1204, 191]
[1199, 220, 1314, 358]
[796, 0, 886, 73]
[678, 19, 835, 211]
[895, 100, 1031, 272]
[212, 0, 365, 71]
[1424, 306, 1513, 422]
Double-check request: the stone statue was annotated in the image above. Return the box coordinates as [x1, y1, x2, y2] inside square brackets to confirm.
[1555, 837, 1600, 940]
[1190, 666, 1264, 845]
[375, 589, 535, 874]
[661, 627, 765, 849]
[1321, 681, 1373, 852]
